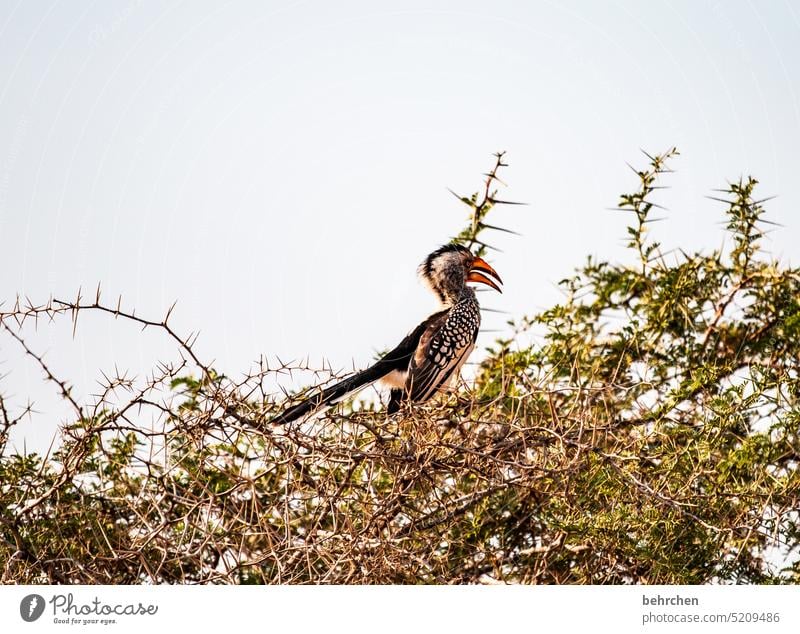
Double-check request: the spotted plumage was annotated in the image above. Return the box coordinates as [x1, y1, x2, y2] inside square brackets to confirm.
[405, 289, 480, 403]
[272, 245, 501, 424]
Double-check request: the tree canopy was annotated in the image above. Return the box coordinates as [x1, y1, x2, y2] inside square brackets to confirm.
[1, 150, 798, 584]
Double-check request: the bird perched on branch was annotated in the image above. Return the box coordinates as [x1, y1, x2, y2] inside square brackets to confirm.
[271, 244, 502, 424]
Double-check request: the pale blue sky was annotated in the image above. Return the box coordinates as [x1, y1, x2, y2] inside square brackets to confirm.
[1, 0, 799, 452]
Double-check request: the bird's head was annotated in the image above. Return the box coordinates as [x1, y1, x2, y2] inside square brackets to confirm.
[419, 244, 502, 305]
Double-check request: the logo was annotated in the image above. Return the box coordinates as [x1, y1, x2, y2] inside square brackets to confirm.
[20, 594, 45, 622]
[17, 592, 158, 625]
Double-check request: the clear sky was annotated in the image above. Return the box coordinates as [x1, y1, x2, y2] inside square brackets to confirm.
[1, 0, 799, 452]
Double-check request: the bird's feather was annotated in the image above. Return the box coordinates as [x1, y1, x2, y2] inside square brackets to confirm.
[406, 311, 478, 403]
[271, 309, 448, 424]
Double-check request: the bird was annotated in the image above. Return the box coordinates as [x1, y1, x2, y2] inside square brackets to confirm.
[271, 244, 502, 424]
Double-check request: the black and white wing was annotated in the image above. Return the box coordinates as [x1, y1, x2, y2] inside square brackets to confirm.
[405, 300, 481, 403]
[271, 309, 449, 424]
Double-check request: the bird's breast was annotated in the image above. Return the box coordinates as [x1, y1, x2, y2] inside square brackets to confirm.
[380, 369, 408, 388]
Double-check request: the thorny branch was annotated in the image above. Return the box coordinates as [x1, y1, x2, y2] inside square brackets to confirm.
[0, 151, 798, 585]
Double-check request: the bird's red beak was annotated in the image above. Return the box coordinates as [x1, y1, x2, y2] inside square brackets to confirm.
[467, 257, 503, 293]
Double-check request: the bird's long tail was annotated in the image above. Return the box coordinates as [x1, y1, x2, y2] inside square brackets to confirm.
[270, 362, 393, 425]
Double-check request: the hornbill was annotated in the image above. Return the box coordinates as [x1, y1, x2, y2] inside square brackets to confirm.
[271, 244, 502, 424]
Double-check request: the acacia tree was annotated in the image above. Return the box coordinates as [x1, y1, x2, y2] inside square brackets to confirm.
[1, 150, 798, 584]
